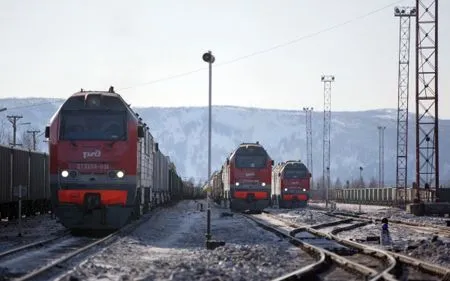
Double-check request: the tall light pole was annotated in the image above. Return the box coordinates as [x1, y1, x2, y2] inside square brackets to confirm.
[394, 6, 415, 203]
[378, 126, 386, 188]
[415, 0, 439, 200]
[359, 166, 363, 213]
[303, 107, 313, 189]
[321, 75, 334, 209]
[359, 166, 363, 188]
[202, 50, 215, 247]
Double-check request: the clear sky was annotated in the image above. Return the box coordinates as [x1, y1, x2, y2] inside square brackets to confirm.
[1, 0, 449, 117]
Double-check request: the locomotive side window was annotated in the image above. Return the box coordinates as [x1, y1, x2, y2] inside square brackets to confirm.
[60, 111, 127, 140]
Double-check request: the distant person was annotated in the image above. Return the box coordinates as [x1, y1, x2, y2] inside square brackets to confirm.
[380, 217, 392, 246]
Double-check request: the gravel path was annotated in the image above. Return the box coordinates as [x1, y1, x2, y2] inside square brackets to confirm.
[0, 214, 66, 253]
[59, 200, 315, 281]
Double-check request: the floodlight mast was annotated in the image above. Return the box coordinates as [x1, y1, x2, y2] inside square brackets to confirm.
[321, 75, 334, 209]
[394, 6, 415, 206]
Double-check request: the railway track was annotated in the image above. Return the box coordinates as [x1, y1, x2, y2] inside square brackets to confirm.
[324, 210, 450, 238]
[256, 211, 450, 281]
[0, 230, 72, 260]
[244, 212, 396, 281]
[0, 213, 155, 281]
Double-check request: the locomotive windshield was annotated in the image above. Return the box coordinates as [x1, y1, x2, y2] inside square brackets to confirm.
[283, 163, 309, 178]
[234, 146, 268, 168]
[59, 111, 127, 140]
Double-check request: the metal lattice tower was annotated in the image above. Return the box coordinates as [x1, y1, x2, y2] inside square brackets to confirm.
[394, 7, 416, 193]
[378, 126, 386, 188]
[321, 75, 334, 208]
[303, 107, 313, 188]
[415, 0, 439, 195]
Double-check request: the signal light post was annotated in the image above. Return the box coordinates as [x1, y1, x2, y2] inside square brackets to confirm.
[202, 51, 224, 250]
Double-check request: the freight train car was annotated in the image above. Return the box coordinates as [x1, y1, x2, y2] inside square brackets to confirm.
[153, 148, 170, 206]
[221, 142, 274, 213]
[272, 160, 311, 208]
[45, 86, 186, 230]
[169, 162, 183, 201]
[0, 145, 51, 219]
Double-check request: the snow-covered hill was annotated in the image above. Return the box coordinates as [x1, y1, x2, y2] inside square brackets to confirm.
[1, 97, 449, 186]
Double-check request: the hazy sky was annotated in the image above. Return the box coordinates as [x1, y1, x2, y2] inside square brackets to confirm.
[1, 0, 449, 117]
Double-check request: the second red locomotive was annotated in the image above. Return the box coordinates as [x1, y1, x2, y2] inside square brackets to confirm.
[221, 142, 274, 213]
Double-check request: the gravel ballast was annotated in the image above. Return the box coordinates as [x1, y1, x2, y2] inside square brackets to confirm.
[60, 200, 315, 281]
[0, 214, 66, 252]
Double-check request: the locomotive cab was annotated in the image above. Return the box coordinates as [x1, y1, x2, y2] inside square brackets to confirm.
[223, 142, 273, 213]
[48, 88, 150, 230]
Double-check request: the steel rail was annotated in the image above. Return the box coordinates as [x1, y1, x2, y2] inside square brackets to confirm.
[295, 209, 450, 280]
[12, 212, 156, 281]
[243, 214, 380, 281]
[0, 230, 71, 259]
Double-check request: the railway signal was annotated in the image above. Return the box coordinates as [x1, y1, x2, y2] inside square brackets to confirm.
[202, 50, 224, 250]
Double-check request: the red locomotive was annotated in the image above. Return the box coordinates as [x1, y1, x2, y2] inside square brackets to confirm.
[221, 142, 273, 213]
[272, 160, 311, 208]
[45, 87, 184, 231]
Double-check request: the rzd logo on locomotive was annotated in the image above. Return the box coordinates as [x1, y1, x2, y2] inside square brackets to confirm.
[83, 150, 101, 159]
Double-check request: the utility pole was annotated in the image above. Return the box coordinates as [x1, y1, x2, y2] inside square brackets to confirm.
[321, 75, 335, 209]
[7, 115, 23, 147]
[359, 166, 363, 188]
[27, 130, 41, 151]
[378, 126, 386, 188]
[394, 6, 416, 199]
[303, 107, 313, 189]
[415, 0, 439, 200]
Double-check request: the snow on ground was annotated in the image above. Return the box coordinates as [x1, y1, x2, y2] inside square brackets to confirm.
[60, 200, 315, 281]
[269, 204, 450, 269]
[0, 214, 66, 253]
[266, 207, 338, 226]
[335, 223, 450, 268]
[308, 201, 450, 227]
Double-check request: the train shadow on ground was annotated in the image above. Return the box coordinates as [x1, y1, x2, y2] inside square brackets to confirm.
[70, 228, 116, 238]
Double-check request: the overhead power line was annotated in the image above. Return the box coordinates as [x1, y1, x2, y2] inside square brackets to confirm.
[3, 0, 404, 110]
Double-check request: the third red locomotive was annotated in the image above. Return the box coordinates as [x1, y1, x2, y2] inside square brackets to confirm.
[272, 160, 311, 208]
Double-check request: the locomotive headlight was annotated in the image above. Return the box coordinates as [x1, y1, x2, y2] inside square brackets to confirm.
[261, 182, 266, 186]
[302, 188, 306, 192]
[116, 171, 125, 178]
[284, 188, 288, 191]
[235, 182, 240, 186]
[61, 170, 69, 178]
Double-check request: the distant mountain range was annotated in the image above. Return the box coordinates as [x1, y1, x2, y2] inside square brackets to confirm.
[1, 97, 449, 187]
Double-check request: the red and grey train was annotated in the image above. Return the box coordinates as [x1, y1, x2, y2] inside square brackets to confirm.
[45, 87, 185, 230]
[211, 142, 273, 213]
[272, 160, 311, 208]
